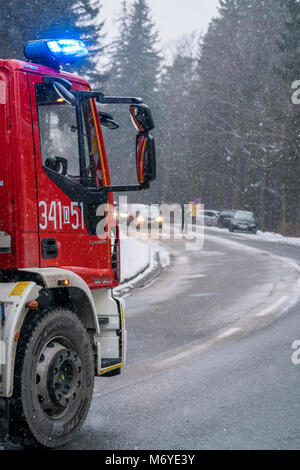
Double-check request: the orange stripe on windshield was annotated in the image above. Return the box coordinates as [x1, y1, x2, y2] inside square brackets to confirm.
[90, 99, 107, 186]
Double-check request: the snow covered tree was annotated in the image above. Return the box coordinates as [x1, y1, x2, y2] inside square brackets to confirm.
[189, 0, 291, 232]
[109, 0, 161, 102]
[158, 34, 199, 204]
[272, 0, 300, 234]
[108, 0, 130, 95]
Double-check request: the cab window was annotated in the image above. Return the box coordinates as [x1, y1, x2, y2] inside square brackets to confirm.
[35, 84, 103, 188]
[36, 84, 81, 183]
[81, 99, 103, 188]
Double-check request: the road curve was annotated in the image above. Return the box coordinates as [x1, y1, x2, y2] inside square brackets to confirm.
[62, 229, 300, 449]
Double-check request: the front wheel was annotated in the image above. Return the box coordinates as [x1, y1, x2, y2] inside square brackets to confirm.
[10, 309, 94, 448]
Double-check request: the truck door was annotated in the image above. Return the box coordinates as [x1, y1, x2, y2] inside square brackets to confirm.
[28, 74, 114, 289]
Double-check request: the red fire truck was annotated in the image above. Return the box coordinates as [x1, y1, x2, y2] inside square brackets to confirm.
[0, 39, 156, 447]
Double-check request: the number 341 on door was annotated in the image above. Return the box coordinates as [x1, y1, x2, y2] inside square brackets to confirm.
[39, 201, 85, 230]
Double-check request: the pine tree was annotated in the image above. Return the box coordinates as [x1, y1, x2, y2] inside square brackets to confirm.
[108, 0, 130, 94]
[103, 0, 162, 203]
[190, 0, 290, 230]
[108, 0, 161, 102]
[123, 0, 161, 103]
[158, 35, 198, 204]
[275, 0, 300, 234]
[278, 0, 300, 83]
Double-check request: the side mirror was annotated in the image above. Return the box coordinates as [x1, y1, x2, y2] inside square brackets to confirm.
[98, 110, 119, 130]
[130, 104, 154, 133]
[136, 134, 156, 184]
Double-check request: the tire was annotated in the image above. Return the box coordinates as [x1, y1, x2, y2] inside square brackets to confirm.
[10, 309, 94, 448]
[229, 225, 234, 232]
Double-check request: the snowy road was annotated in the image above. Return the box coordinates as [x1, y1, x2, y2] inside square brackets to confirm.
[64, 229, 300, 449]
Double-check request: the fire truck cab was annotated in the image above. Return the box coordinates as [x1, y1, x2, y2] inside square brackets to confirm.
[0, 39, 156, 447]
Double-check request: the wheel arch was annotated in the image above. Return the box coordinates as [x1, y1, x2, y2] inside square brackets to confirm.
[1, 269, 100, 397]
[37, 286, 98, 331]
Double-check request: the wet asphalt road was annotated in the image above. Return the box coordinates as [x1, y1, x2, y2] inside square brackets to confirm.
[63, 228, 300, 450]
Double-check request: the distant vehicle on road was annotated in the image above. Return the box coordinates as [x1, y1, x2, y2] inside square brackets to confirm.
[218, 210, 236, 228]
[197, 210, 220, 226]
[115, 208, 135, 226]
[228, 210, 257, 234]
[130, 204, 163, 230]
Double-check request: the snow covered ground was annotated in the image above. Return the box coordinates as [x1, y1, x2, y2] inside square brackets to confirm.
[206, 226, 300, 247]
[114, 223, 300, 296]
[119, 235, 150, 282]
[113, 234, 171, 295]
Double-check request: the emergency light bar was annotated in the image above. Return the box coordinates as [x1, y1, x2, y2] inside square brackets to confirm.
[24, 39, 88, 68]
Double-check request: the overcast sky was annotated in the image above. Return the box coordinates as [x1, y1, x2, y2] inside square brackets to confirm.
[101, 0, 220, 45]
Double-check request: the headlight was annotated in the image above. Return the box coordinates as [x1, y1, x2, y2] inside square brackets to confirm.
[137, 216, 145, 224]
[156, 216, 163, 223]
[119, 212, 129, 219]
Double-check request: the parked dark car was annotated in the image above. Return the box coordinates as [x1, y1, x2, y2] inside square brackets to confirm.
[218, 210, 236, 228]
[228, 210, 257, 234]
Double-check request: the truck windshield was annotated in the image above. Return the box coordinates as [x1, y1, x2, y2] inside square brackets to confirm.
[36, 84, 103, 188]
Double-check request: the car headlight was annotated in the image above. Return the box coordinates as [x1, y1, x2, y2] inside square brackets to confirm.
[137, 216, 145, 223]
[156, 216, 163, 223]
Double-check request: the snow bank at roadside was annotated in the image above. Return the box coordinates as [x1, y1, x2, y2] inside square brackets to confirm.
[254, 230, 300, 246]
[206, 225, 300, 247]
[119, 236, 150, 282]
[114, 235, 171, 295]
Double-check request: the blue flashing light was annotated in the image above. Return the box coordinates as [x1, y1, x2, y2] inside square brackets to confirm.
[24, 39, 88, 68]
[47, 39, 88, 57]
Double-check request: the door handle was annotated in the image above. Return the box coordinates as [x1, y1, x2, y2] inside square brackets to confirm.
[41, 238, 58, 259]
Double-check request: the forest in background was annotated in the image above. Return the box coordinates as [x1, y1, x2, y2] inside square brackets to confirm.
[1, 0, 300, 235]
